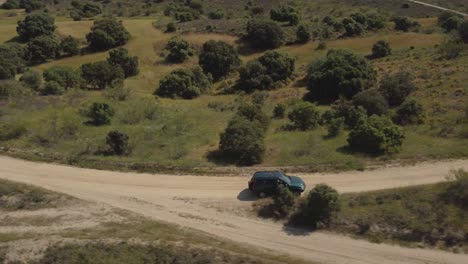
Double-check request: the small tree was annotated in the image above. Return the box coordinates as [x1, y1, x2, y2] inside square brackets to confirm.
[327, 117, 345, 137]
[26, 35, 60, 63]
[198, 40, 240, 80]
[372, 40, 391, 58]
[272, 186, 297, 218]
[270, 6, 300, 26]
[107, 47, 139, 77]
[308, 49, 376, 100]
[348, 115, 405, 154]
[296, 24, 311, 44]
[60, 35, 80, 56]
[16, 13, 56, 41]
[245, 19, 285, 50]
[438, 12, 464, 32]
[166, 22, 176, 33]
[166, 37, 193, 63]
[85, 102, 115, 126]
[444, 169, 468, 208]
[86, 18, 130, 51]
[352, 89, 389, 116]
[393, 98, 425, 125]
[19, 69, 41, 90]
[288, 101, 321, 130]
[40, 81, 64, 95]
[81, 61, 124, 89]
[106, 130, 130, 155]
[0, 43, 26, 80]
[459, 21, 468, 43]
[219, 116, 266, 165]
[236, 104, 270, 131]
[273, 103, 286, 118]
[343, 18, 364, 37]
[379, 71, 416, 107]
[392, 16, 419, 32]
[301, 184, 340, 228]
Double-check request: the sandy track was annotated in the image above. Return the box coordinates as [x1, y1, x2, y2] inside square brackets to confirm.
[408, 0, 468, 16]
[1, 156, 468, 264]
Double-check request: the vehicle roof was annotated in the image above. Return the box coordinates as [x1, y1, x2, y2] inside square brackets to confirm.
[252, 171, 284, 180]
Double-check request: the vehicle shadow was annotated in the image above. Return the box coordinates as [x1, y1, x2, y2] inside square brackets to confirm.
[282, 224, 315, 236]
[237, 189, 258, 201]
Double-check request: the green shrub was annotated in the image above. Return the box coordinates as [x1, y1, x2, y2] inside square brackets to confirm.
[307, 49, 376, 100]
[165, 22, 176, 33]
[393, 98, 425, 125]
[208, 10, 224, 19]
[392, 16, 419, 32]
[16, 13, 56, 41]
[296, 24, 311, 44]
[85, 102, 115, 126]
[438, 40, 464, 60]
[81, 61, 124, 89]
[19, 69, 41, 90]
[372, 40, 391, 58]
[237, 51, 295, 92]
[287, 101, 321, 130]
[298, 184, 340, 228]
[343, 18, 364, 37]
[0, 117, 27, 141]
[0, 43, 26, 80]
[156, 66, 212, 99]
[327, 117, 345, 137]
[236, 104, 270, 131]
[86, 18, 131, 51]
[104, 79, 131, 101]
[458, 21, 468, 43]
[273, 103, 286, 118]
[166, 37, 193, 63]
[219, 116, 266, 165]
[352, 89, 389, 116]
[348, 115, 405, 154]
[272, 186, 297, 218]
[198, 40, 240, 80]
[270, 5, 300, 26]
[40, 81, 64, 95]
[366, 13, 386, 30]
[0, 80, 27, 98]
[107, 47, 139, 77]
[26, 35, 60, 63]
[43, 66, 82, 90]
[438, 12, 464, 32]
[106, 130, 130, 155]
[60, 35, 80, 56]
[245, 19, 285, 50]
[443, 169, 468, 208]
[379, 71, 415, 107]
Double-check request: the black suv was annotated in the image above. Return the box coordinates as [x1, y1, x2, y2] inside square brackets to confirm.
[248, 171, 306, 197]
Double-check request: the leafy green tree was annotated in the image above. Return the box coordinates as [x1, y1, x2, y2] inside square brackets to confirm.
[2, 0, 20, 9]
[107, 47, 139, 77]
[106, 130, 130, 155]
[60, 35, 80, 56]
[40, 81, 64, 95]
[438, 12, 464, 32]
[219, 116, 266, 165]
[81, 61, 124, 89]
[85, 102, 115, 125]
[300, 184, 340, 228]
[237, 51, 295, 92]
[20, 0, 43, 13]
[0, 43, 26, 80]
[379, 71, 415, 107]
[392, 16, 419, 32]
[156, 66, 212, 99]
[19, 69, 41, 90]
[393, 98, 425, 125]
[270, 6, 300, 26]
[26, 35, 60, 63]
[352, 89, 388, 116]
[16, 13, 56, 41]
[327, 117, 345, 137]
[86, 18, 130, 51]
[236, 104, 270, 132]
[166, 22, 176, 33]
[165, 37, 193, 63]
[272, 186, 297, 218]
[288, 101, 321, 130]
[444, 169, 468, 208]
[0, 80, 27, 99]
[246, 19, 285, 50]
[273, 103, 286, 118]
[198, 40, 240, 80]
[366, 13, 386, 30]
[348, 115, 405, 154]
[459, 21, 468, 43]
[208, 10, 224, 19]
[307, 49, 376, 100]
[343, 18, 364, 37]
[43, 66, 82, 90]
[296, 24, 311, 44]
[372, 40, 391, 58]
[72, 2, 102, 18]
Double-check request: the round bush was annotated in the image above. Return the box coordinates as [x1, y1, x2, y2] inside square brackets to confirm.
[352, 89, 389, 116]
[245, 19, 285, 50]
[106, 130, 130, 155]
[198, 40, 240, 80]
[372, 40, 391, 58]
[288, 101, 321, 130]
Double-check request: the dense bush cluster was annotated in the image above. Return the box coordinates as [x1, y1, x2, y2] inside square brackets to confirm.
[236, 51, 295, 93]
[70, 1, 102, 21]
[372, 40, 391, 58]
[86, 18, 130, 51]
[164, 0, 203, 22]
[106, 130, 130, 155]
[81, 61, 124, 89]
[379, 71, 416, 107]
[2, 0, 43, 12]
[16, 13, 56, 41]
[60, 35, 80, 57]
[156, 66, 212, 99]
[42, 66, 81, 94]
[392, 16, 420, 32]
[307, 49, 376, 101]
[198, 40, 240, 81]
[108, 47, 139, 77]
[270, 5, 300, 26]
[85, 102, 115, 126]
[438, 12, 464, 32]
[296, 24, 311, 44]
[165, 37, 193, 63]
[287, 101, 321, 131]
[0, 43, 26, 80]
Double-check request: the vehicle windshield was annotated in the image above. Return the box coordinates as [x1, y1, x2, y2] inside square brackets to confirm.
[275, 172, 291, 184]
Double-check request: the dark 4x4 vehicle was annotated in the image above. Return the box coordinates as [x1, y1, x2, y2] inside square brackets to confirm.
[248, 171, 306, 197]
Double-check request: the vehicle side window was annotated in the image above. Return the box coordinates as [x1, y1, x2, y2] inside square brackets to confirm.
[264, 180, 276, 187]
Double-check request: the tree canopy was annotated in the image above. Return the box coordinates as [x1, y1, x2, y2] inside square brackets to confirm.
[16, 13, 56, 41]
[198, 40, 240, 80]
[86, 18, 130, 51]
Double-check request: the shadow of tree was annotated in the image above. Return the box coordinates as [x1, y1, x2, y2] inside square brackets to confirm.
[237, 189, 257, 201]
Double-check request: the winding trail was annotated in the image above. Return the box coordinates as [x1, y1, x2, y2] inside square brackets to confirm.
[408, 0, 468, 16]
[1, 156, 468, 264]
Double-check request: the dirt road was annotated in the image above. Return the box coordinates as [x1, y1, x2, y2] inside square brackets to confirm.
[1, 156, 468, 264]
[408, 0, 468, 16]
